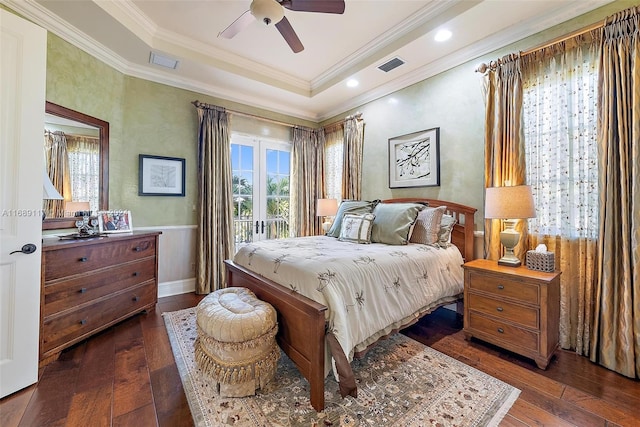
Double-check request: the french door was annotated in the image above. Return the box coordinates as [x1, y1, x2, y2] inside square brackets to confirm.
[231, 134, 291, 247]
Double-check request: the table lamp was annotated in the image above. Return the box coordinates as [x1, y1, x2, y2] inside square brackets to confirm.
[43, 170, 63, 221]
[485, 185, 536, 267]
[316, 198, 338, 233]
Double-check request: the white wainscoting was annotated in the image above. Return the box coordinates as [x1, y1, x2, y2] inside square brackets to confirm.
[136, 225, 197, 298]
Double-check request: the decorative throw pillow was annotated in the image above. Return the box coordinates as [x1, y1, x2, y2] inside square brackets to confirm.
[326, 200, 379, 237]
[370, 202, 425, 245]
[409, 206, 447, 245]
[437, 214, 457, 247]
[339, 213, 375, 244]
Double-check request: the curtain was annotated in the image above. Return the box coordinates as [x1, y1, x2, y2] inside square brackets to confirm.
[342, 115, 364, 200]
[324, 124, 343, 201]
[521, 34, 600, 355]
[290, 126, 325, 237]
[592, 6, 640, 378]
[194, 101, 234, 294]
[43, 131, 71, 217]
[66, 135, 100, 212]
[479, 54, 528, 261]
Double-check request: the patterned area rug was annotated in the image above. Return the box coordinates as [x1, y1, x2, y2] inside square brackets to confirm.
[163, 308, 520, 426]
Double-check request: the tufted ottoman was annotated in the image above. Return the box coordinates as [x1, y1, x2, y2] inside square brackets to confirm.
[195, 287, 279, 398]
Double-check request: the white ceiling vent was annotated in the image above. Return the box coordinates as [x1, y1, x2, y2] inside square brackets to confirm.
[149, 52, 179, 69]
[377, 57, 405, 73]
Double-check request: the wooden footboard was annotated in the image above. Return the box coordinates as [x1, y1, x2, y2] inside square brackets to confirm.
[224, 259, 328, 411]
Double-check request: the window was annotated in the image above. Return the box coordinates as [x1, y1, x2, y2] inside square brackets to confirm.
[522, 43, 599, 239]
[231, 134, 291, 246]
[324, 126, 343, 201]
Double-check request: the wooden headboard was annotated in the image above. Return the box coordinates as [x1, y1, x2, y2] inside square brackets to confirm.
[382, 198, 477, 262]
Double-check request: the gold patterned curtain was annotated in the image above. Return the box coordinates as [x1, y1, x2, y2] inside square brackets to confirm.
[43, 130, 71, 217]
[341, 114, 364, 200]
[194, 101, 234, 294]
[591, 6, 640, 378]
[290, 126, 325, 237]
[521, 34, 600, 355]
[478, 54, 528, 261]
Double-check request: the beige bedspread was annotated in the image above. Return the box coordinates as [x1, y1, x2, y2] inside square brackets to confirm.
[233, 236, 464, 378]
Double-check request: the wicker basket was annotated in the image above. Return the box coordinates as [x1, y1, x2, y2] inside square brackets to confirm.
[526, 250, 555, 272]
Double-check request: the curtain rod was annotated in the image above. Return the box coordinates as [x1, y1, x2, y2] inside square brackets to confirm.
[520, 20, 604, 56]
[192, 100, 296, 128]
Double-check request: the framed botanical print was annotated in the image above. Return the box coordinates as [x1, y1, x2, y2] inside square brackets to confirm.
[388, 127, 440, 188]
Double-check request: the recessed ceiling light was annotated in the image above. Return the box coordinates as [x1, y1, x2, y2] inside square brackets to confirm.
[346, 79, 359, 88]
[434, 29, 452, 42]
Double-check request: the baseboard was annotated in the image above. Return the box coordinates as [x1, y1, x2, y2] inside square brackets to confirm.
[159, 278, 196, 298]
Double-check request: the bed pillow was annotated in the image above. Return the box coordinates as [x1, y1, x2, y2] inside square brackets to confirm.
[409, 206, 447, 245]
[437, 214, 457, 248]
[326, 200, 379, 237]
[370, 202, 425, 245]
[338, 213, 375, 244]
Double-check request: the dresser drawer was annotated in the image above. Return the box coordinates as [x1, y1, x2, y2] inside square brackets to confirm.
[467, 293, 539, 329]
[468, 312, 539, 352]
[468, 271, 539, 305]
[42, 281, 156, 354]
[44, 258, 156, 317]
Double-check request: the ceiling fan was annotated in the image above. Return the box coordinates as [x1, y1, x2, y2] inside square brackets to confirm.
[218, 0, 346, 53]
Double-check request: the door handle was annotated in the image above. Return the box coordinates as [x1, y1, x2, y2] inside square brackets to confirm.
[255, 221, 259, 234]
[9, 243, 37, 255]
[261, 221, 265, 234]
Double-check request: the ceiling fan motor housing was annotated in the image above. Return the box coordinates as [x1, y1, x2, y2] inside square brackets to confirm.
[250, 0, 284, 26]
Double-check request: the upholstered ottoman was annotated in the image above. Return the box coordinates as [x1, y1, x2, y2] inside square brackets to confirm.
[195, 287, 279, 398]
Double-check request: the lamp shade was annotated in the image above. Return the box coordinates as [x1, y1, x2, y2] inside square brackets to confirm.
[316, 198, 338, 216]
[43, 171, 63, 200]
[485, 185, 536, 219]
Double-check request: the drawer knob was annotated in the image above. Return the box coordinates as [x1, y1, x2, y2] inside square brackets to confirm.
[497, 327, 504, 333]
[80, 319, 87, 325]
[132, 272, 139, 277]
[496, 307, 503, 312]
[79, 287, 87, 293]
[132, 296, 140, 302]
[497, 285, 504, 290]
[79, 257, 88, 262]
[133, 246, 142, 252]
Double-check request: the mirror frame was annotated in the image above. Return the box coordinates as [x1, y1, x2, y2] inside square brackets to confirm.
[43, 101, 109, 230]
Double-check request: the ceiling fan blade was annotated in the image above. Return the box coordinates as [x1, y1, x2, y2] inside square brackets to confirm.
[218, 10, 255, 39]
[275, 16, 304, 53]
[281, 0, 345, 14]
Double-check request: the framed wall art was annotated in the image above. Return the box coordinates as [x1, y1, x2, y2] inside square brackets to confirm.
[388, 127, 440, 188]
[139, 154, 186, 196]
[98, 210, 133, 233]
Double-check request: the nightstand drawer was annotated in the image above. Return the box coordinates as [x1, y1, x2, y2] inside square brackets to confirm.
[467, 293, 539, 329]
[468, 312, 539, 352]
[468, 271, 539, 305]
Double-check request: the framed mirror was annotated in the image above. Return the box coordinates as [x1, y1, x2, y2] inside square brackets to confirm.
[43, 101, 109, 230]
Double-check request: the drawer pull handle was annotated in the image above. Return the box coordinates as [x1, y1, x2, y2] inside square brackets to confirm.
[79, 257, 88, 262]
[134, 246, 142, 252]
[79, 287, 87, 293]
[133, 296, 140, 302]
[496, 307, 503, 312]
[132, 272, 139, 277]
[497, 285, 504, 290]
[497, 327, 504, 333]
[80, 319, 87, 325]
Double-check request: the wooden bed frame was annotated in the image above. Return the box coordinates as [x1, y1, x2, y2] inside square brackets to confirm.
[224, 198, 477, 411]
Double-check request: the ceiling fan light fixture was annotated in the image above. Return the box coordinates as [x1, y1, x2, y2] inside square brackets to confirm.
[250, 0, 284, 26]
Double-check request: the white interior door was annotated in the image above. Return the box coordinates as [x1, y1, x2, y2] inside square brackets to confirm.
[0, 9, 47, 398]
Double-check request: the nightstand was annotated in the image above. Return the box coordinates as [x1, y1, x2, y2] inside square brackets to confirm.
[462, 259, 561, 369]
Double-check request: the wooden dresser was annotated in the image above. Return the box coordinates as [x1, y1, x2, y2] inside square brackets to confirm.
[462, 259, 561, 369]
[40, 231, 161, 365]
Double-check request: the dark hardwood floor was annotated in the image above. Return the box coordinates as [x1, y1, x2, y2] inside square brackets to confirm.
[2, 293, 639, 426]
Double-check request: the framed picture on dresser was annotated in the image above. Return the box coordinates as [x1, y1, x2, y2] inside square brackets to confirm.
[98, 210, 133, 233]
[388, 127, 440, 188]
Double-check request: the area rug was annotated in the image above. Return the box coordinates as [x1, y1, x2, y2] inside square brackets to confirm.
[163, 308, 520, 426]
